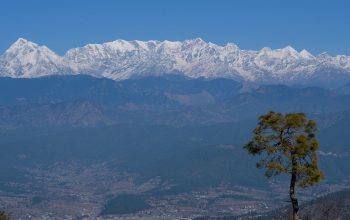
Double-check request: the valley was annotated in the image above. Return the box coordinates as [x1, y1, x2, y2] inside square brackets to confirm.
[0, 76, 350, 219]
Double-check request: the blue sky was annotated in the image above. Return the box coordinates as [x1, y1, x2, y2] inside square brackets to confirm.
[0, 0, 349, 55]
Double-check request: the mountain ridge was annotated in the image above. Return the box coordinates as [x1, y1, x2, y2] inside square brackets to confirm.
[1, 38, 350, 87]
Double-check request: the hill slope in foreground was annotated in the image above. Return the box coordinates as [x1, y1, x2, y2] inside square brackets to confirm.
[197, 188, 350, 220]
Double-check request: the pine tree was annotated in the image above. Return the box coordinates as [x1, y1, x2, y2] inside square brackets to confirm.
[0, 210, 10, 220]
[244, 111, 324, 220]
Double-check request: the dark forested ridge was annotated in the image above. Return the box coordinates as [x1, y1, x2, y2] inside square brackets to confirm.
[1, 75, 350, 129]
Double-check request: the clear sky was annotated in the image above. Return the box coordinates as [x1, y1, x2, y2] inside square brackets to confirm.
[0, 0, 349, 55]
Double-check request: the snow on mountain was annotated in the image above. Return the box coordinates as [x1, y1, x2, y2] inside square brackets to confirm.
[1, 38, 350, 86]
[0, 38, 70, 77]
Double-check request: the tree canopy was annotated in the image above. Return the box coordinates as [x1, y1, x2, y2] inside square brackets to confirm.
[244, 111, 324, 187]
[0, 210, 10, 220]
[244, 111, 325, 220]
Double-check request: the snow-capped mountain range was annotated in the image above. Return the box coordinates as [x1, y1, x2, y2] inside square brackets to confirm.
[1, 38, 350, 86]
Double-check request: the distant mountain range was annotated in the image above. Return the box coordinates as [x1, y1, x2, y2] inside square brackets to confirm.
[1, 38, 350, 87]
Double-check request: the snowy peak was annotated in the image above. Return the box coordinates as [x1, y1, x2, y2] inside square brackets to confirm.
[5, 38, 41, 57]
[1, 38, 350, 87]
[1, 38, 67, 78]
[300, 49, 314, 59]
[8, 38, 36, 49]
[258, 46, 303, 59]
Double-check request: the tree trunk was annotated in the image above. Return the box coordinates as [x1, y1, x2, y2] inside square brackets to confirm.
[290, 159, 299, 220]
